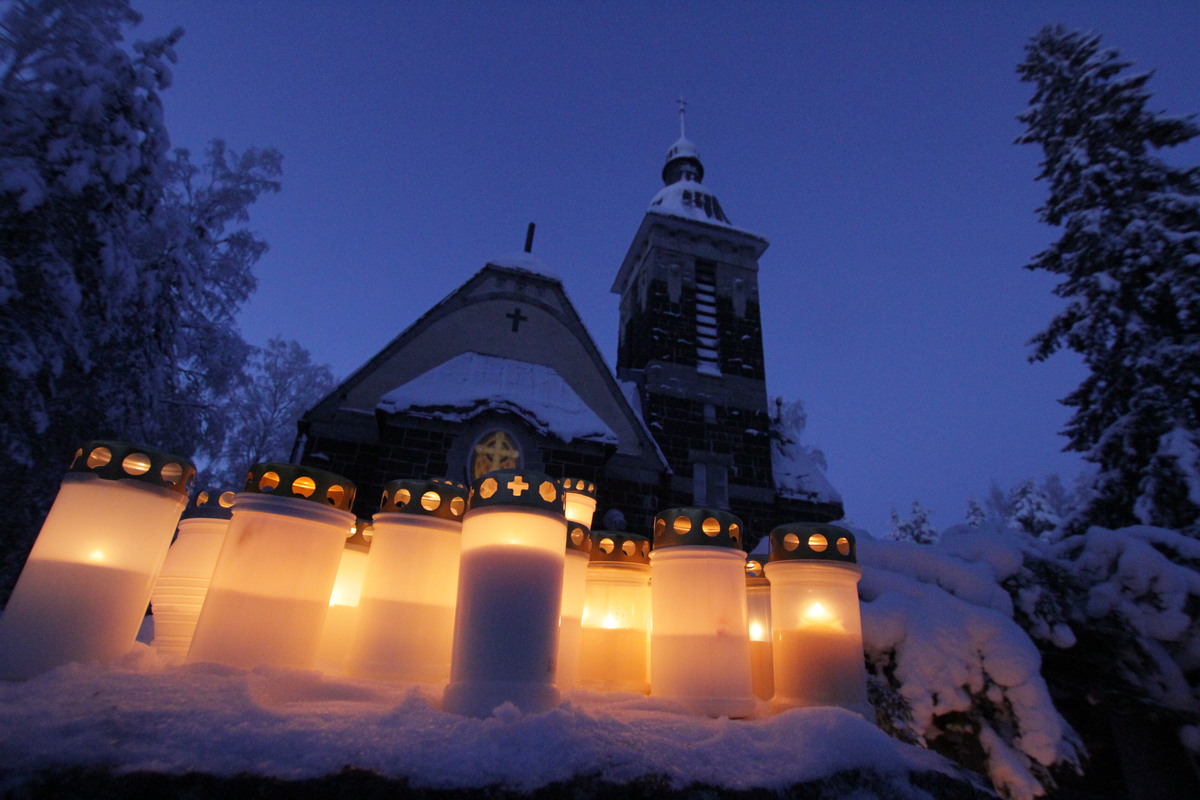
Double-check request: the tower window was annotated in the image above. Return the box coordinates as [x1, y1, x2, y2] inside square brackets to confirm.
[695, 260, 720, 376]
[692, 462, 729, 508]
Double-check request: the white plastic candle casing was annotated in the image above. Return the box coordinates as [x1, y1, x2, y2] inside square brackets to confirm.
[0, 442, 193, 680]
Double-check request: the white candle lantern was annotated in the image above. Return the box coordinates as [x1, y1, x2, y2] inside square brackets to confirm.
[649, 507, 755, 718]
[150, 488, 236, 663]
[559, 477, 597, 529]
[555, 477, 597, 691]
[186, 463, 356, 671]
[345, 479, 467, 683]
[314, 518, 373, 675]
[765, 522, 870, 716]
[0, 441, 194, 679]
[443, 468, 566, 717]
[579, 531, 651, 693]
[745, 556, 774, 701]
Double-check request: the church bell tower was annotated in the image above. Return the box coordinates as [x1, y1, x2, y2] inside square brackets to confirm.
[612, 114, 781, 536]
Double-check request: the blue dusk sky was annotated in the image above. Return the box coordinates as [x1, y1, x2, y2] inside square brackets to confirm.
[135, 1, 1200, 534]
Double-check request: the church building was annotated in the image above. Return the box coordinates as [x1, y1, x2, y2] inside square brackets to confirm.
[295, 127, 841, 546]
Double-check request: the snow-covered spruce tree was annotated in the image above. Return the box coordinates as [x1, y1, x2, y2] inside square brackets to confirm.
[0, 1, 279, 601]
[1017, 26, 1200, 536]
[859, 527, 1083, 798]
[206, 337, 334, 488]
[0, 0, 177, 595]
[887, 501, 938, 544]
[1008, 479, 1060, 538]
[965, 499, 987, 528]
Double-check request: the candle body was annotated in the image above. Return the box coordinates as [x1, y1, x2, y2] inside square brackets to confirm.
[649, 547, 755, 717]
[746, 581, 774, 700]
[765, 560, 869, 715]
[0, 474, 184, 679]
[579, 564, 650, 693]
[555, 549, 589, 690]
[314, 541, 370, 674]
[346, 515, 461, 683]
[443, 506, 565, 716]
[186, 494, 352, 671]
[151, 516, 229, 663]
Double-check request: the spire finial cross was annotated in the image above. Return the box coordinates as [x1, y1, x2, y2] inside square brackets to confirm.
[677, 94, 687, 138]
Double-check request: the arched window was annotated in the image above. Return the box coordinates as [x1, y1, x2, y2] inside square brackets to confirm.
[471, 429, 521, 480]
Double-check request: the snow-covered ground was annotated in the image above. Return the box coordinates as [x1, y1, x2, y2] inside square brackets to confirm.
[0, 632, 969, 796]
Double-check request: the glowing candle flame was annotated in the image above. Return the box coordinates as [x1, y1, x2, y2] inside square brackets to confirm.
[803, 601, 832, 623]
[801, 600, 847, 632]
[602, 614, 619, 629]
[749, 621, 766, 641]
[87, 550, 105, 563]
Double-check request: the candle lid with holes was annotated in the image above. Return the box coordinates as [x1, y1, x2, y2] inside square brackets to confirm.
[467, 468, 565, 515]
[379, 478, 467, 521]
[589, 531, 650, 565]
[181, 488, 237, 520]
[652, 507, 744, 550]
[557, 477, 597, 499]
[67, 441, 195, 496]
[768, 522, 857, 564]
[242, 463, 356, 511]
[745, 556, 769, 585]
[566, 523, 593, 554]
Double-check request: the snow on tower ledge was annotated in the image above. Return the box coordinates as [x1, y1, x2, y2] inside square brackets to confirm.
[377, 351, 617, 445]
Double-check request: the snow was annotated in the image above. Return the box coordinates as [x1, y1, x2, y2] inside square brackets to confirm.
[377, 352, 618, 445]
[0, 632, 959, 793]
[486, 253, 560, 280]
[649, 179, 738, 229]
[772, 435, 842, 505]
[857, 531, 1083, 800]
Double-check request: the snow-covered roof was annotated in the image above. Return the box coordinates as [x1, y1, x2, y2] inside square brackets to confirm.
[485, 253, 560, 281]
[377, 352, 618, 445]
[772, 438, 843, 505]
[648, 178, 733, 227]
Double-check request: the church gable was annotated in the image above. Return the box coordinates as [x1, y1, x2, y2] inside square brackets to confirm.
[298, 258, 666, 520]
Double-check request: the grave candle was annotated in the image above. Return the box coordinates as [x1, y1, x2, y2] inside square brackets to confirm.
[556, 521, 592, 690]
[649, 507, 755, 718]
[559, 477, 597, 529]
[555, 477, 598, 690]
[579, 532, 651, 693]
[186, 464, 355, 671]
[765, 522, 870, 717]
[314, 518, 372, 675]
[443, 469, 566, 717]
[0, 442, 193, 679]
[345, 479, 467, 683]
[150, 488, 235, 663]
[745, 556, 774, 701]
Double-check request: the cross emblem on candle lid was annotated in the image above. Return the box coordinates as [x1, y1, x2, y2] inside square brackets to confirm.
[467, 468, 564, 516]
